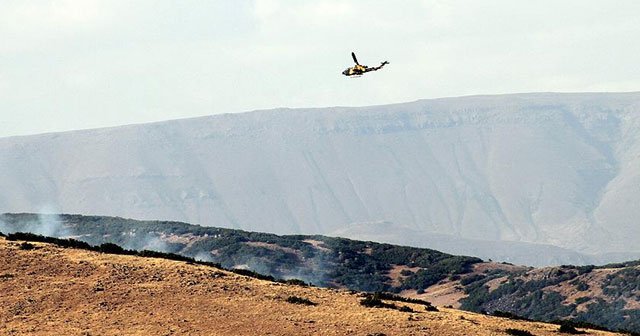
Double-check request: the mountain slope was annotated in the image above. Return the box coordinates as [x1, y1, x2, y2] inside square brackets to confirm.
[0, 235, 625, 336]
[2, 92, 640, 263]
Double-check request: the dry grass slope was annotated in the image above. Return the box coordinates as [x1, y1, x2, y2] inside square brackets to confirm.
[0, 238, 624, 336]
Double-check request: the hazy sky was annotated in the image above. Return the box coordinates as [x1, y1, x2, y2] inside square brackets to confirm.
[2, 0, 640, 137]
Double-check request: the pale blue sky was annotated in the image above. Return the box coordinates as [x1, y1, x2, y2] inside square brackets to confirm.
[1, 0, 640, 137]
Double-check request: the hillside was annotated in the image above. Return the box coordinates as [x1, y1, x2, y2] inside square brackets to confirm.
[452, 261, 640, 332]
[0, 235, 626, 336]
[2, 213, 640, 333]
[2, 93, 640, 265]
[0, 213, 484, 293]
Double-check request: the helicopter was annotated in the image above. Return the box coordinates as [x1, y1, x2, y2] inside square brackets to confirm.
[342, 52, 389, 77]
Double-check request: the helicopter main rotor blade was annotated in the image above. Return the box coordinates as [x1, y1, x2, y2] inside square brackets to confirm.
[351, 52, 360, 65]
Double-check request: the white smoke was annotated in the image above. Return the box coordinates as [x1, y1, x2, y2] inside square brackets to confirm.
[0, 217, 9, 234]
[193, 251, 213, 262]
[34, 211, 67, 237]
[118, 231, 169, 253]
[2, 207, 70, 237]
[139, 234, 169, 252]
[283, 249, 330, 286]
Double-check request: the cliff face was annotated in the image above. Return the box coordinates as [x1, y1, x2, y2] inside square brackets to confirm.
[2, 92, 640, 261]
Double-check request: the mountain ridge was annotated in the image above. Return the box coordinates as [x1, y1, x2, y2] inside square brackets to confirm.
[4, 91, 638, 140]
[2, 92, 640, 265]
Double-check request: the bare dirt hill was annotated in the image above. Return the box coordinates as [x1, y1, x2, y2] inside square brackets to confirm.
[0, 237, 624, 336]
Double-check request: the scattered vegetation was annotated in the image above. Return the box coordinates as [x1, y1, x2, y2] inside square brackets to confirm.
[601, 268, 640, 297]
[0, 213, 482, 293]
[285, 296, 317, 306]
[596, 260, 640, 269]
[461, 268, 580, 321]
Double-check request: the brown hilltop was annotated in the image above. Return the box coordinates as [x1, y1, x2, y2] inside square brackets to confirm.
[0, 237, 623, 336]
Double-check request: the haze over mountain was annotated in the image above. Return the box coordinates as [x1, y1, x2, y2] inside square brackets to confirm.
[2, 92, 640, 265]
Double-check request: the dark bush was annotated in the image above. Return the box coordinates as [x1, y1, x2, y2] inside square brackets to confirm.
[19, 242, 35, 250]
[549, 320, 610, 333]
[505, 328, 535, 336]
[558, 322, 586, 334]
[7, 232, 92, 250]
[574, 297, 590, 305]
[0, 273, 14, 279]
[138, 250, 196, 263]
[424, 303, 438, 312]
[98, 242, 125, 254]
[285, 296, 317, 306]
[281, 279, 309, 287]
[574, 281, 589, 291]
[371, 292, 433, 306]
[231, 268, 277, 282]
[576, 265, 594, 275]
[460, 274, 486, 286]
[398, 305, 413, 312]
[360, 293, 397, 309]
[400, 269, 414, 276]
[492, 311, 530, 321]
